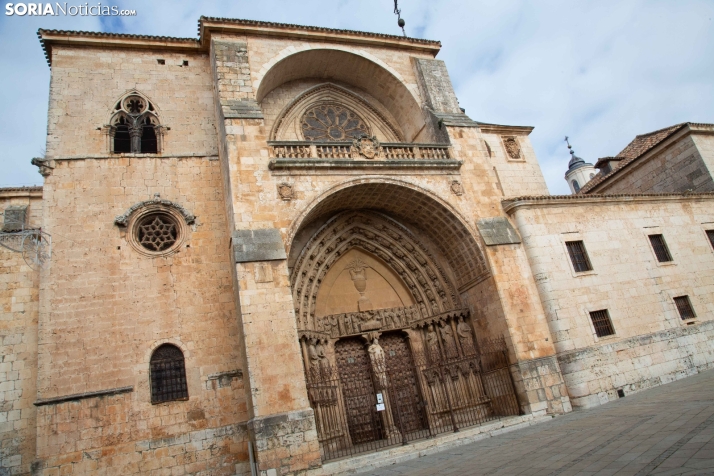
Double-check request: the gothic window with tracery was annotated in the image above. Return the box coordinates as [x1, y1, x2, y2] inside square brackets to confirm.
[136, 213, 178, 252]
[110, 94, 161, 154]
[150, 344, 188, 404]
[301, 104, 369, 141]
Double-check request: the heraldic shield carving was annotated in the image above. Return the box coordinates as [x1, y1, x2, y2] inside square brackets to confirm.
[351, 135, 381, 160]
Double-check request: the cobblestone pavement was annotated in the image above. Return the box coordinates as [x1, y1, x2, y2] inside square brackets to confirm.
[360, 370, 714, 476]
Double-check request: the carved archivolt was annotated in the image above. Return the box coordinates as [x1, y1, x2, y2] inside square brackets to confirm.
[291, 210, 461, 332]
[270, 83, 404, 142]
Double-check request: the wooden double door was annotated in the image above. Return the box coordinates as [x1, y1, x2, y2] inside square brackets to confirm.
[334, 332, 426, 444]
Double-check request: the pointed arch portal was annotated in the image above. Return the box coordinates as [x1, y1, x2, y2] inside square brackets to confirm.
[290, 184, 520, 461]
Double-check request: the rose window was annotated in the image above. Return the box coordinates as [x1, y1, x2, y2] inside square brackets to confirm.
[301, 104, 369, 141]
[136, 213, 178, 252]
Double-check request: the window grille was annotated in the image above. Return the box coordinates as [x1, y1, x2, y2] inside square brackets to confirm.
[150, 344, 188, 404]
[589, 309, 615, 337]
[706, 230, 714, 250]
[674, 296, 696, 320]
[648, 234, 672, 262]
[572, 180, 580, 192]
[565, 241, 593, 272]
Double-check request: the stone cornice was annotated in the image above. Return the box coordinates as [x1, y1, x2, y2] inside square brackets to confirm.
[38, 17, 441, 67]
[0, 186, 43, 198]
[198, 17, 441, 55]
[475, 122, 534, 135]
[38, 29, 200, 67]
[502, 192, 714, 214]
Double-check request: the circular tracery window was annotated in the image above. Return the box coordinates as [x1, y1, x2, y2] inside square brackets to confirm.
[301, 104, 370, 141]
[136, 213, 178, 252]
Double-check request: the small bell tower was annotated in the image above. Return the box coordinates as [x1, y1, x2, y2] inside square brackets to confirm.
[564, 136, 597, 193]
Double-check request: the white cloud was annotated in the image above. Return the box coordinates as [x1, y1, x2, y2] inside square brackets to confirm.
[1, 0, 712, 194]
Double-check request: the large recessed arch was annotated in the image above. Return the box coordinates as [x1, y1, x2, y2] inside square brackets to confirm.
[288, 179, 489, 293]
[256, 48, 426, 142]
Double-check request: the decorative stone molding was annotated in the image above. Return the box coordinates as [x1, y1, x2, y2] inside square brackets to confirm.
[450, 180, 464, 196]
[114, 194, 195, 228]
[277, 182, 295, 201]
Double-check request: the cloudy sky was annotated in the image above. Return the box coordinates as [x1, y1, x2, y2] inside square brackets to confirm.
[1, 0, 713, 194]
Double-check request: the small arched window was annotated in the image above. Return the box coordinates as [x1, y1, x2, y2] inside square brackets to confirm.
[110, 93, 161, 154]
[572, 180, 581, 192]
[150, 344, 188, 404]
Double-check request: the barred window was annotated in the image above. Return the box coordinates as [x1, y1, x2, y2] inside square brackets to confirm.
[589, 309, 615, 337]
[565, 241, 593, 272]
[674, 296, 696, 320]
[648, 234, 673, 262]
[150, 344, 189, 404]
[706, 230, 714, 250]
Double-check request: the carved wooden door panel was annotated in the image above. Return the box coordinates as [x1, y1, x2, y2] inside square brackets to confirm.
[381, 333, 428, 434]
[335, 338, 382, 444]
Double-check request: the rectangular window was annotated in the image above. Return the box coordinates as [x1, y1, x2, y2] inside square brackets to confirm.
[706, 230, 714, 250]
[648, 234, 673, 262]
[589, 309, 615, 337]
[565, 240, 593, 272]
[674, 296, 696, 320]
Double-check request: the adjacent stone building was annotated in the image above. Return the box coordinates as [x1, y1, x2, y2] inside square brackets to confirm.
[1, 16, 713, 476]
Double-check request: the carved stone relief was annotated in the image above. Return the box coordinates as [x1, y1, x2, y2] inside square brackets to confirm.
[351, 136, 381, 160]
[502, 136, 522, 160]
[277, 182, 295, 201]
[450, 180, 464, 196]
[291, 210, 460, 332]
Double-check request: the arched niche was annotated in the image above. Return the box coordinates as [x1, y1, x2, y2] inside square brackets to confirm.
[269, 83, 404, 142]
[256, 49, 427, 142]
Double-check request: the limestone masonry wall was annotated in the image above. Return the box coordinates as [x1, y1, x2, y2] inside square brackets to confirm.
[46, 46, 218, 159]
[510, 196, 714, 408]
[0, 190, 41, 476]
[34, 157, 248, 474]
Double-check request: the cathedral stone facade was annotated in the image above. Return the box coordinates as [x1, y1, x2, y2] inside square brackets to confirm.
[1, 17, 714, 476]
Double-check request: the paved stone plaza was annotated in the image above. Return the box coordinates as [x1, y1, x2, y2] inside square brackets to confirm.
[362, 370, 714, 476]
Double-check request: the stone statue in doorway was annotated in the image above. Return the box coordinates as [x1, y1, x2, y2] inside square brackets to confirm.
[457, 316, 476, 355]
[368, 338, 388, 389]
